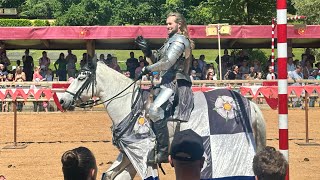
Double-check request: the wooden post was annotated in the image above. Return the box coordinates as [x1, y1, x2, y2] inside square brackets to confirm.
[305, 91, 309, 143]
[13, 101, 17, 146]
[296, 90, 320, 146]
[3, 101, 27, 149]
[86, 40, 95, 57]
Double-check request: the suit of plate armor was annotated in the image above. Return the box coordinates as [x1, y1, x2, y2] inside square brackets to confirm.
[144, 33, 193, 164]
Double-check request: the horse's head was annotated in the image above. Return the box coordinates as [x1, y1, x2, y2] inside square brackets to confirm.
[60, 54, 97, 110]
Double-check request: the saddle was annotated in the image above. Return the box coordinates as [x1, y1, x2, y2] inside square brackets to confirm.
[143, 83, 194, 123]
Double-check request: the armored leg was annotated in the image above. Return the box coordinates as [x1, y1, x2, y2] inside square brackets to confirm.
[148, 87, 173, 164]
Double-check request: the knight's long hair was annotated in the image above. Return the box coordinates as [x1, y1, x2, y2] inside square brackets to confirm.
[167, 12, 195, 49]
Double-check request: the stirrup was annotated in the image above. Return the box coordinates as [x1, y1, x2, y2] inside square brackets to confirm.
[147, 149, 169, 164]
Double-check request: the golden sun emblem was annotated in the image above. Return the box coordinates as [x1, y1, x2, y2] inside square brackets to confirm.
[138, 117, 145, 125]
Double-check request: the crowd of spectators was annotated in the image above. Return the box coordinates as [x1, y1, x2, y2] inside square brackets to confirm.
[1, 48, 320, 112]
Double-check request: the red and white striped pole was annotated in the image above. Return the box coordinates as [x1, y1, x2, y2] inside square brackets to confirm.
[271, 17, 276, 78]
[277, 0, 289, 179]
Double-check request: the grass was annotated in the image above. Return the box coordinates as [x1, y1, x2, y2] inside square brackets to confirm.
[6, 48, 309, 72]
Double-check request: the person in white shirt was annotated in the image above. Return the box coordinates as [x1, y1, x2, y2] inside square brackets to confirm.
[266, 66, 276, 80]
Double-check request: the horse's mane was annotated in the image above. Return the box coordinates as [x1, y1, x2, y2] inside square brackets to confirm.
[96, 61, 133, 91]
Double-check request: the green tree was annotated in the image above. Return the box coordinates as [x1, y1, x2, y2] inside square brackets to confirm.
[292, 0, 320, 25]
[188, 0, 276, 25]
[108, 0, 166, 25]
[55, 0, 112, 26]
[20, 0, 62, 19]
[0, 0, 25, 8]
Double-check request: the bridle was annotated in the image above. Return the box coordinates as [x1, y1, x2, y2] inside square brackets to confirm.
[65, 64, 139, 109]
[65, 66, 97, 108]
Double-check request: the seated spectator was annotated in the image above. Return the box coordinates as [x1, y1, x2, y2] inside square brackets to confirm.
[288, 65, 303, 82]
[152, 71, 161, 84]
[45, 69, 53, 81]
[169, 129, 205, 180]
[206, 63, 216, 77]
[253, 146, 288, 180]
[249, 66, 257, 79]
[0, 63, 8, 82]
[33, 66, 43, 82]
[206, 71, 217, 80]
[105, 54, 113, 65]
[109, 57, 121, 72]
[135, 60, 145, 79]
[239, 60, 250, 79]
[190, 70, 200, 81]
[266, 66, 276, 80]
[288, 65, 303, 108]
[190, 60, 202, 80]
[139, 55, 149, 66]
[99, 54, 105, 62]
[123, 71, 130, 78]
[316, 62, 320, 80]
[14, 66, 26, 82]
[226, 65, 239, 80]
[61, 146, 97, 180]
[6, 73, 14, 82]
[11, 60, 22, 79]
[255, 72, 263, 80]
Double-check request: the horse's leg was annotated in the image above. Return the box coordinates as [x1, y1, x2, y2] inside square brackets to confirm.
[103, 152, 137, 180]
[250, 101, 266, 152]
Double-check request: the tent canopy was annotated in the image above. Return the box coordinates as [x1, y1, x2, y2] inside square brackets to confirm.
[0, 25, 319, 50]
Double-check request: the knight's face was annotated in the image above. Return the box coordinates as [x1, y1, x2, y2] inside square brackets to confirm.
[166, 16, 180, 36]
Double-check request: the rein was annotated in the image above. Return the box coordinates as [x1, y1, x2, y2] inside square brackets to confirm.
[65, 67, 140, 109]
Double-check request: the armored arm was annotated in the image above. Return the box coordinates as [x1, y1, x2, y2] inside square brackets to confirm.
[146, 41, 185, 72]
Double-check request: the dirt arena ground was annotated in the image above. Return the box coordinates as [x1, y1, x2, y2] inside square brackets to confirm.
[0, 109, 319, 180]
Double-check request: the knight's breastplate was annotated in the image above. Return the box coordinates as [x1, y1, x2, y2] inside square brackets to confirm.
[157, 35, 191, 81]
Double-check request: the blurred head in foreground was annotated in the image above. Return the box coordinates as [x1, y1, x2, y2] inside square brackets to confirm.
[61, 146, 97, 180]
[253, 146, 288, 180]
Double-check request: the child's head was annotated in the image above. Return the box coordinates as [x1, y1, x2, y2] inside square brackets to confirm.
[47, 69, 52, 75]
[34, 66, 41, 72]
[7, 73, 13, 81]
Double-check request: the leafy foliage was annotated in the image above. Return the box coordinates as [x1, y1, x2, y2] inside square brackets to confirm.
[33, 19, 50, 26]
[6, 0, 299, 25]
[0, 19, 32, 26]
[20, 0, 62, 18]
[292, 0, 320, 25]
[55, 0, 112, 26]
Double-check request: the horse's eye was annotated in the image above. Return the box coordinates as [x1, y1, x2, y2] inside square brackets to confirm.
[78, 72, 88, 80]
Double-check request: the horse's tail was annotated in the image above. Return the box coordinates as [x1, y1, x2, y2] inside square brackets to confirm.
[250, 101, 267, 153]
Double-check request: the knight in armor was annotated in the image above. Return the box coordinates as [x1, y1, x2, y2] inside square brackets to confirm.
[135, 12, 194, 164]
